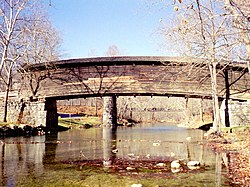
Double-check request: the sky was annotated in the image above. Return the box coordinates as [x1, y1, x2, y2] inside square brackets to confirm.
[47, 0, 173, 59]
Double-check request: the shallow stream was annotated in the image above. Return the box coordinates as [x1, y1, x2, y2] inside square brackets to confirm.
[0, 124, 232, 186]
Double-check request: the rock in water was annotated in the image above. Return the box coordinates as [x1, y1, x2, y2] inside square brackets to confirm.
[171, 160, 181, 168]
[187, 161, 200, 166]
[131, 184, 142, 187]
[156, 163, 166, 167]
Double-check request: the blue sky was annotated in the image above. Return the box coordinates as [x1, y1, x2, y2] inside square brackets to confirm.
[48, 0, 173, 59]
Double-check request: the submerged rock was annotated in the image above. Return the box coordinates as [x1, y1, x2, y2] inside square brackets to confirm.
[156, 163, 166, 167]
[103, 160, 112, 167]
[171, 168, 181, 173]
[187, 160, 200, 166]
[131, 184, 142, 187]
[152, 142, 160, 146]
[111, 148, 118, 154]
[170, 159, 201, 171]
[171, 160, 181, 169]
[126, 166, 136, 171]
[187, 161, 200, 170]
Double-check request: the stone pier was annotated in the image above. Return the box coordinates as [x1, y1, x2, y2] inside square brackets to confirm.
[7, 98, 58, 132]
[102, 96, 117, 129]
[7, 99, 47, 126]
[45, 98, 58, 132]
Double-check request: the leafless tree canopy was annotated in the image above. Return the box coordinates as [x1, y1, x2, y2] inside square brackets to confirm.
[0, 0, 61, 121]
[158, 0, 249, 131]
[105, 45, 122, 57]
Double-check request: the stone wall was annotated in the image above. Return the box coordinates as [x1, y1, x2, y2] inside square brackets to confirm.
[221, 99, 250, 127]
[7, 100, 47, 126]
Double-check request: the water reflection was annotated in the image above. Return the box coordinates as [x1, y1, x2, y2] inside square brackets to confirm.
[43, 134, 58, 165]
[0, 136, 45, 186]
[103, 127, 117, 166]
[215, 152, 222, 187]
[0, 124, 231, 186]
[115, 125, 212, 163]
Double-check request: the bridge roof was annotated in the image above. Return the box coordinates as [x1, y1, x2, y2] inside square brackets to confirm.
[24, 56, 248, 72]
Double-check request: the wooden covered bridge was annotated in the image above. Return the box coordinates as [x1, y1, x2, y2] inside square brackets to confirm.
[16, 56, 250, 130]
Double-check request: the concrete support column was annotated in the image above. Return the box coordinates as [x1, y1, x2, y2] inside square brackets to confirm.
[45, 98, 58, 132]
[102, 96, 117, 129]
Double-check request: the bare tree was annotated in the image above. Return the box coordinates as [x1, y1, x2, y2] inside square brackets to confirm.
[0, 0, 29, 122]
[18, 3, 61, 98]
[224, 0, 250, 72]
[0, 0, 27, 71]
[159, 0, 248, 131]
[0, 0, 61, 122]
[105, 45, 122, 57]
[88, 49, 98, 57]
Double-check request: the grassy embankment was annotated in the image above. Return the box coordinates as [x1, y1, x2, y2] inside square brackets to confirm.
[58, 105, 102, 128]
[58, 116, 101, 128]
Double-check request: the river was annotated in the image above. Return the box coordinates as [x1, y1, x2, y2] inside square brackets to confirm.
[0, 124, 232, 187]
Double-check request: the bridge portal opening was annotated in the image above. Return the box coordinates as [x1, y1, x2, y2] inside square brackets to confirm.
[56, 96, 213, 129]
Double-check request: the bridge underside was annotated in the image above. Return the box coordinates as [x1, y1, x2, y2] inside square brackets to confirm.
[51, 92, 221, 101]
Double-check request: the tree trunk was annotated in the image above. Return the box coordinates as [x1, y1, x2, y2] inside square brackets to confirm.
[3, 62, 13, 122]
[17, 101, 26, 124]
[209, 63, 222, 132]
[0, 46, 8, 73]
[210, 14, 222, 132]
[224, 69, 230, 127]
[3, 86, 10, 122]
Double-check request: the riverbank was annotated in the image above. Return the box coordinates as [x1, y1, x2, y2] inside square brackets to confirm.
[207, 127, 250, 187]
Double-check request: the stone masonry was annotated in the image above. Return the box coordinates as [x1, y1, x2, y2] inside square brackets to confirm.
[221, 99, 250, 127]
[7, 99, 47, 127]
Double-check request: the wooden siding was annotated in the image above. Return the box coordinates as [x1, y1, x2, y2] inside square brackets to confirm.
[21, 56, 250, 100]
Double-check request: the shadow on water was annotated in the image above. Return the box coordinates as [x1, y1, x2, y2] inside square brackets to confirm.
[0, 124, 234, 186]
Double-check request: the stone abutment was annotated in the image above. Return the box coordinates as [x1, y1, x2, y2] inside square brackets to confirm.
[7, 98, 59, 132]
[7, 99, 47, 127]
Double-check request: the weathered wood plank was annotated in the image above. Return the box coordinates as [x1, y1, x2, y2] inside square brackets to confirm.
[20, 56, 250, 100]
